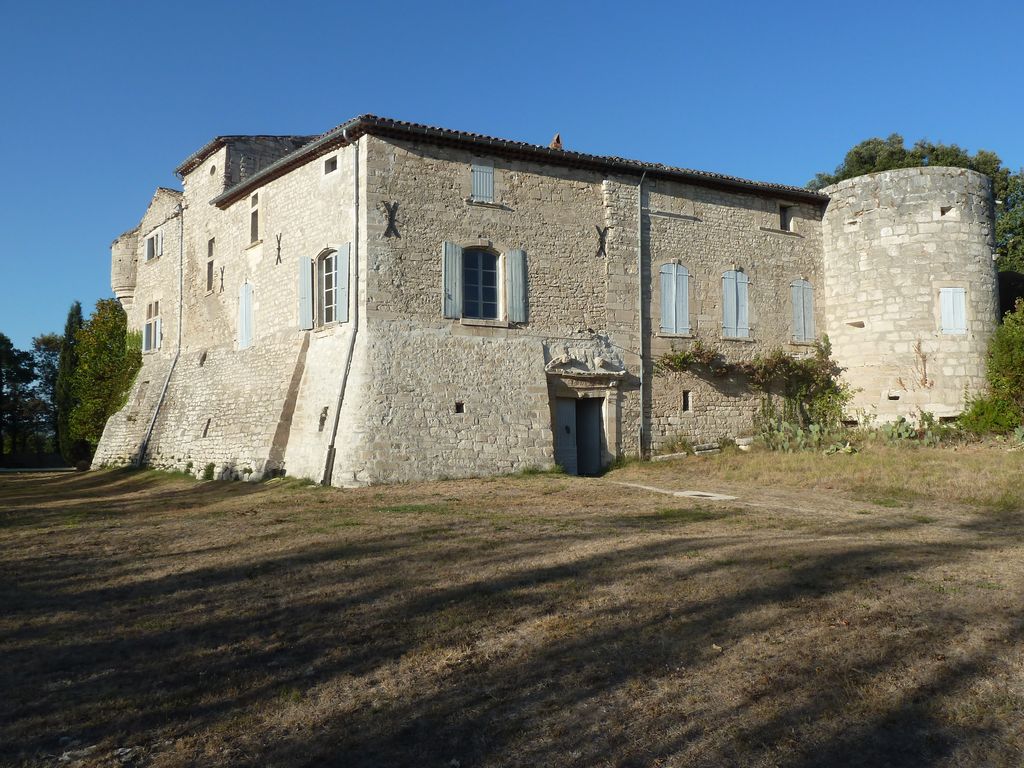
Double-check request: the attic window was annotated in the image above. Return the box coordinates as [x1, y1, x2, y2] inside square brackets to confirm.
[324, 156, 338, 174]
[250, 194, 259, 243]
[209, 165, 217, 176]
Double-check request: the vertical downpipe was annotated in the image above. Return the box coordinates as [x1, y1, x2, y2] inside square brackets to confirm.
[322, 134, 360, 486]
[637, 171, 647, 460]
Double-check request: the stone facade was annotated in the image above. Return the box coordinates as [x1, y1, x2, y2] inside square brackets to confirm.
[93, 116, 999, 483]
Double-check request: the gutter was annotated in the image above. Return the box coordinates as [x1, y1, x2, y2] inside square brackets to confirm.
[136, 202, 185, 466]
[322, 133, 361, 486]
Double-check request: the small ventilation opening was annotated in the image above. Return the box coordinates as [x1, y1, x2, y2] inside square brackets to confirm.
[209, 165, 216, 176]
[324, 156, 338, 174]
[939, 415, 957, 423]
[940, 206, 953, 216]
[847, 320, 866, 328]
[318, 407, 329, 432]
[202, 418, 211, 438]
[454, 401, 465, 414]
[842, 419, 859, 428]
[681, 391, 691, 413]
[887, 393, 901, 401]
[198, 350, 207, 367]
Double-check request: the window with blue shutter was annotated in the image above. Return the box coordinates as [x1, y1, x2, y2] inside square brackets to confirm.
[336, 244, 351, 324]
[940, 287, 967, 334]
[471, 163, 494, 203]
[463, 249, 499, 319]
[505, 250, 528, 323]
[442, 241, 463, 318]
[659, 263, 690, 334]
[722, 269, 749, 338]
[790, 279, 815, 342]
[298, 257, 313, 330]
[238, 282, 253, 349]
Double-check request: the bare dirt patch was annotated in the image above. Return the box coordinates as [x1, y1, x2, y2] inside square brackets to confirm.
[1, 447, 1022, 766]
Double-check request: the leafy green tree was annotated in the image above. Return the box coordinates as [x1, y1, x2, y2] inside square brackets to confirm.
[69, 299, 141, 456]
[56, 301, 83, 463]
[809, 135, 1023, 273]
[960, 299, 1024, 434]
[0, 333, 35, 460]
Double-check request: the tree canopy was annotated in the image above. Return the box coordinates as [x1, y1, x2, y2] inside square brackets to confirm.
[809, 134, 1023, 273]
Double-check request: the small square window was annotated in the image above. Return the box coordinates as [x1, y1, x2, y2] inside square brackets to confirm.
[324, 156, 338, 174]
[454, 401, 465, 414]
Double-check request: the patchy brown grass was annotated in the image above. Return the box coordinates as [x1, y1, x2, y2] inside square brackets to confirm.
[1, 446, 1023, 767]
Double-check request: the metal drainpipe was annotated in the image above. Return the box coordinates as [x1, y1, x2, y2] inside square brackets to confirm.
[322, 132, 360, 485]
[637, 171, 647, 460]
[136, 202, 185, 466]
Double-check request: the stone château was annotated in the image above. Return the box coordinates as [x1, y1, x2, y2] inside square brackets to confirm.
[94, 115, 999, 483]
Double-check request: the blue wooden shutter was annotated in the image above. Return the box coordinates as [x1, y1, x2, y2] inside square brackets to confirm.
[336, 243, 351, 324]
[941, 287, 966, 333]
[298, 258, 313, 330]
[239, 282, 252, 349]
[471, 164, 494, 202]
[722, 271, 737, 337]
[505, 249, 528, 323]
[675, 265, 690, 334]
[660, 265, 674, 332]
[736, 271, 750, 337]
[802, 281, 815, 340]
[154, 317, 162, 350]
[442, 241, 463, 318]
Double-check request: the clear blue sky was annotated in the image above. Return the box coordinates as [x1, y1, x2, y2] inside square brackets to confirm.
[2, 0, 1022, 350]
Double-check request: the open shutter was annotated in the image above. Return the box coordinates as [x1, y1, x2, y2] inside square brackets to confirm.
[442, 241, 463, 318]
[471, 164, 494, 202]
[802, 282, 815, 340]
[940, 288, 955, 333]
[336, 243, 351, 324]
[954, 288, 966, 333]
[298, 258, 313, 330]
[722, 271, 737, 337]
[791, 281, 804, 341]
[736, 271, 750, 337]
[157, 231, 164, 257]
[505, 249, 528, 323]
[675, 265, 690, 334]
[660, 265, 674, 333]
[154, 317, 162, 350]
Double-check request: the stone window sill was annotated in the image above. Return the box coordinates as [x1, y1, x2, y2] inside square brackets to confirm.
[246, 239, 263, 250]
[789, 339, 817, 347]
[721, 335, 755, 343]
[759, 226, 803, 238]
[656, 332, 695, 339]
[460, 317, 509, 328]
[464, 198, 511, 211]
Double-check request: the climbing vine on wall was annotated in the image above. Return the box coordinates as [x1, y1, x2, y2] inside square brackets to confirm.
[657, 336, 852, 430]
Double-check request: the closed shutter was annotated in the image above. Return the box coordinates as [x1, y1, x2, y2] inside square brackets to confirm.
[336, 243, 351, 324]
[442, 241, 463, 318]
[802, 281, 815, 340]
[736, 271, 750, 337]
[471, 164, 494, 202]
[941, 287, 967, 334]
[660, 265, 675, 333]
[722, 271, 737, 337]
[239, 282, 252, 349]
[505, 249, 528, 323]
[144, 323, 152, 352]
[675, 265, 690, 334]
[298, 258, 313, 330]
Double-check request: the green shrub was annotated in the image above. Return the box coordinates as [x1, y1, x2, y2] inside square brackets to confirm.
[959, 396, 1021, 435]
[202, 462, 216, 481]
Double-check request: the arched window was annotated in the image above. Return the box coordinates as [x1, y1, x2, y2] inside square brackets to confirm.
[318, 250, 338, 325]
[659, 263, 690, 334]
[462, 248, 499, 319]
[790, 279, 815, 342]
[722, 269, 749, 338]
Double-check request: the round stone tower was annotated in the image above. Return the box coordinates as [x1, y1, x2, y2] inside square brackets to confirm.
[821, 167, 999, 420]
[111, 230, 138, 310]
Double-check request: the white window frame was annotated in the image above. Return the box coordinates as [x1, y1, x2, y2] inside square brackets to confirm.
[145, 230, 163, 261]
[317, 250, 338, 326]
[143, 301, 161, 352]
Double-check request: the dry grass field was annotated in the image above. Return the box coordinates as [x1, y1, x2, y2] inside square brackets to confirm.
[1, 445, 1023, 767]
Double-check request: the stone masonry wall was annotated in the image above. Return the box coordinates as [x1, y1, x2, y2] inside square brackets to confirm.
[822, 167, 998, 420]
